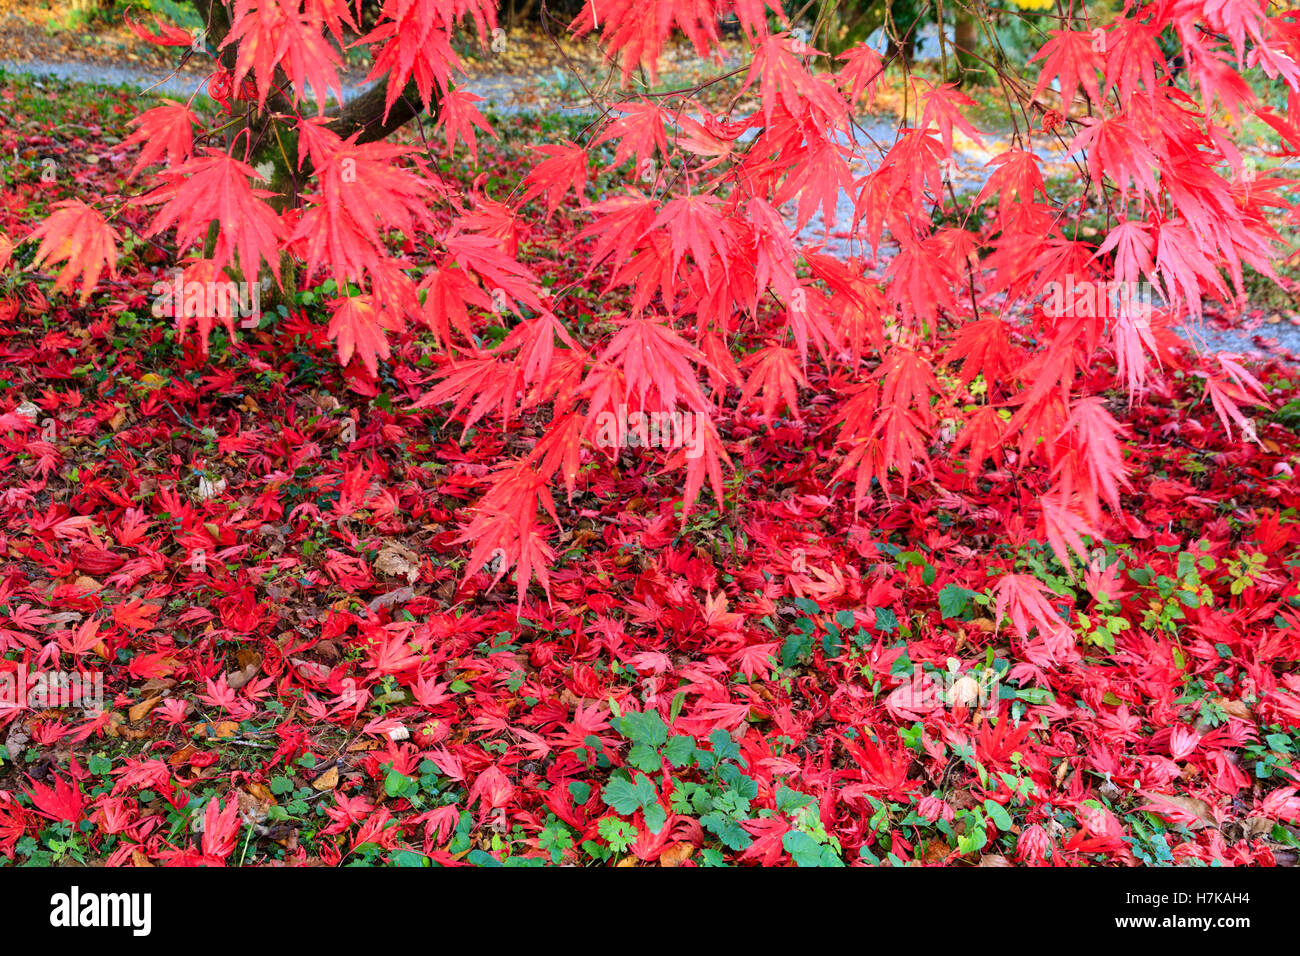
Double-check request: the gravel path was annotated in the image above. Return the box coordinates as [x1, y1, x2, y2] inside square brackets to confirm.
[1, 58, 200, 96]
[0, 57, 541, 110]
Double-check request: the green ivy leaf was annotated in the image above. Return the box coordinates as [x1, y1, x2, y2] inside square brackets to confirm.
[938, 584, 977, 619]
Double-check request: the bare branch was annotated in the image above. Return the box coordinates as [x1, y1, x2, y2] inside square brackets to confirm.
[324, 80, 435, 144]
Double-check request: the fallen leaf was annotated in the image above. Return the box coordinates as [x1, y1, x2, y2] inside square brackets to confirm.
[194, 721, 241, 739]
[1141, 792, 1217, 829]
[246, 781, 276, 804]
[1242, 816, 1273, 839]
[1216, 697, 1251, 719]
[658, 842, 696, 866]
[128, 695, 163, 721]
[311, 766, 340, 791]
[227, 661, 260, 691]
[374, 542, 421, 583]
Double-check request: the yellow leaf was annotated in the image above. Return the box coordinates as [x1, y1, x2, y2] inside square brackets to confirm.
[311, 766, 340, 791]
[658, 843, 696, 867]
[128, 696, 163, 722]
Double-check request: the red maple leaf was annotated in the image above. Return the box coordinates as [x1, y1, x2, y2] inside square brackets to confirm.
[327, 295, 395, 378]
[29, 200, 120, 303]
[519, 142, 588, 215]
[141, 149, 282, 285]
[123, 100, 196, 178]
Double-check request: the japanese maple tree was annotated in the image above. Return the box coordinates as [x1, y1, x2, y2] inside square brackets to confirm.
[22, 0, 1300, 606]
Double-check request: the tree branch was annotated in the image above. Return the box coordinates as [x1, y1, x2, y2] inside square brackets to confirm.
[189, 0, 237, 73]
[324, 80, 436, 144]
[183, 0, 439, 166]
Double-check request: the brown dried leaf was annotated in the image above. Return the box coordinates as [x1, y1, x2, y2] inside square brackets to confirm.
[128, 695, 163, 722]
[374, 542, 421, 583]
[658, 842, 696, 867]
[194, 721, 240, 739]
[311, 766, 340, 791]
[1215, 697, 1251, 720]
[1143, 793, 1217, 829]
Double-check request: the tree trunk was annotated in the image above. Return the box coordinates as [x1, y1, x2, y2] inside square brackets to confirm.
[185, 0, 440, 311]
[953, 10, 982, 87]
